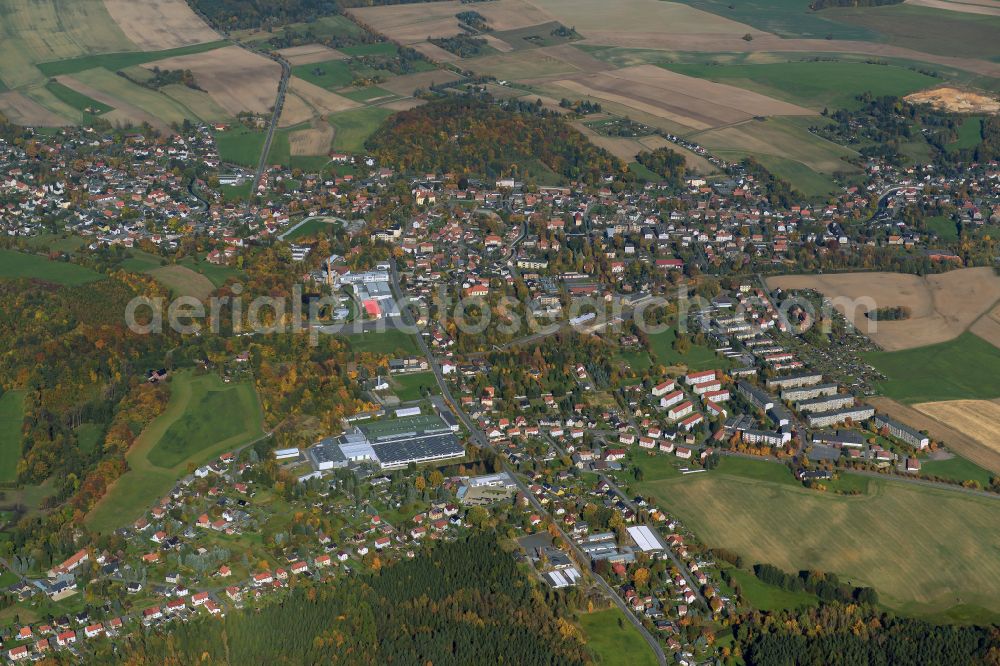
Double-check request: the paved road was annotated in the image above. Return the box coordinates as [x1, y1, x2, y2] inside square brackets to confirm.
[387, 259, 667, 666]
[253, 53, 291, 189]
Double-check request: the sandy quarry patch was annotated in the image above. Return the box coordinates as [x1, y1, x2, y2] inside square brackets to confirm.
[768, 268, 1000, 351]
[142, 45, 280, 116]
[288, 77, 361, 115]
[278, 44, 347, 65]
[0, 91, 70, 126]
[378, 69, 462, 96]
[904, 87, 999, 114]
[349, 0, 555, 43]
[906, 0, 1000, 16]
[553, 64, 813, 132]
[289, 120, 334, 156]
[103, 0, 219, 50]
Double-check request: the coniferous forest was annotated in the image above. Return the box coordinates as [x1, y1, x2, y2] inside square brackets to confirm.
[96, 534, 589, 665]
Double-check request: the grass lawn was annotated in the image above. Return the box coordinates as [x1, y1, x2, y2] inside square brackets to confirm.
[646, 327, 727, 371]
[339, 42, 398, 57]
[86, 371, 263, 533]
[727, 567, 818, 612]
[576, 607, 659, 666]
[948, 117, 982, 151]
[391, 371, 439, 401]
[636, 465, 1000, 620]
[329, 107, 394, 153]
[75, 423, 104, 455]
[345, 329, 420, 356]
[0, 249, 102, 285]
[920, 455, 995, 487]
[215, 127, 267, 167]
[753, 154, 841, 198]
[178, 256, 244, 288]
[632, 450, 683, 481]
[293, 60, 374, 90]
[923, 215, 959, 241]
[44, 80, 113, 114]
[23, 233, 87, 254]
[0, 390, 27, 483]
[36, 41, 228, 77]
[281, 216, 343, 241]
[628, 161, 660, 182]
[290, 155, 333, 172]
[661, 61, 938, 111]
[339, 86, 396, 103]
[865, 332, 1000, 403]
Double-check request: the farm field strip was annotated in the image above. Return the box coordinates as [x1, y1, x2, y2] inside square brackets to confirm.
[637, 465, 1000, 618]
[0, 390, 27, 483]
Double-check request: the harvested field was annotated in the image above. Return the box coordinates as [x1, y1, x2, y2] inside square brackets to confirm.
[288, 77, 360, 115]
[0, 0, 135, 88]
[906, 0, 1000, 14]
[638, 134, 717, 173]
[349, 0, 555, 43]
[573, 123, 648, 160]
[527, 0, 758, 36]
[289, 120, 334, 156]
[278, 44, 347, 65]
[871, 397, 1000, 475]
[481, 35, 515, 53]
[466, 46, 597, 80]
[378, 98, 425, 111]
[159, 83, 228, 122]
[103, 0, 219, 50]
[904, 87, 999, 114]
[695, 117, 859, 180]
[148, 264, 214, 300]
[378, 69, 462, 96]
[554, 65, 813, 131]
[142, 45, 280, 116]
[411, 42, 461, 63]
[0, 91, 71, 126]
[280, 91, 315, 127]
[768, 268, 1000, 351]
[57, 71, 188, 130]
[970, 302, 1000, 348]
[576, 33, 1000, 79]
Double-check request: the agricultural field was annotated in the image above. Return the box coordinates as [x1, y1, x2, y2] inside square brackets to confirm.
[551, 65, 813, 131]
[122, 249, 232, 295]
[329, 107, 394, 153]
[147, 265, 216, 300]
[865, 333, 1000, 403]
[0, 249, 103, 285]
[913, 400, 1000, 469]
[0, 390, 27, 483]
[660, 60, 939, 111]
[576, 607, 659, 666]
[948, 116, 984, 150]
[636, 456, 1000, 620]
[215, 126, 269, 166]
[43, 80, 113, 115]
[768, 267, 1000, 351]
[86, 371, 263, 533]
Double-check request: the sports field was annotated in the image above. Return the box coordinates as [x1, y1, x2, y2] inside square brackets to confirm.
[660, 61, 938, 111]
[86, 372, 263, 533]
[637, 456, 1000, 620]
[577, 607, 659, 666]
[0, 390, 27, 483]
[0, 249, 103, 285]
